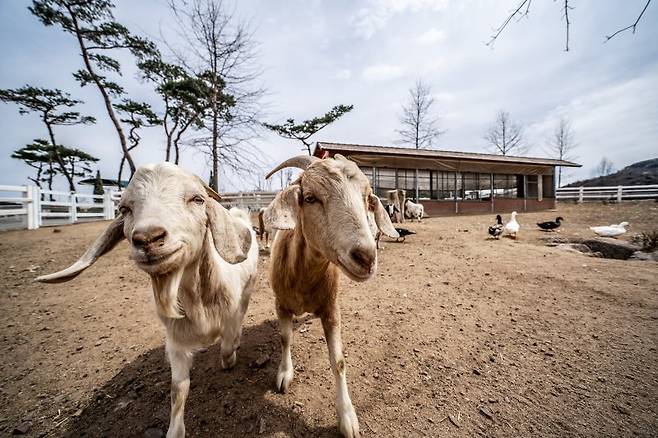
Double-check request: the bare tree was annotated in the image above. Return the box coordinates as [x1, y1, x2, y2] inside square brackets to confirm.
[487, 0, 653, 51]
[167, 0, 265, 191]
[547, 117, 577, 187]
[484, 110, 526, 156]
[397, 79, 444, 149]
[594, 157, 615, 177]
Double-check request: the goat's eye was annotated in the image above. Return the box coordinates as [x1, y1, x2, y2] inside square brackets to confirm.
[190, 195, 205, 205]
[304, 195, 316, 204]
[118, 206, 131, 216]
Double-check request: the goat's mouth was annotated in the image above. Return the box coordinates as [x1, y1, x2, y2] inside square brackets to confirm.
[132, 245, 183, 268]
[336, 256, 375, 282]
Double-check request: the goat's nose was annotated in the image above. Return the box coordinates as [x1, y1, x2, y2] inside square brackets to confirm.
[132, 226, 167, 249]
[350, 246, 375, 270]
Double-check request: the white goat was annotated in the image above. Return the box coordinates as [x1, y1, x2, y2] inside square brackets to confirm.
[36, 163, 258, 438]
[404, 199, 425, 222]
[263, 155, 398, 438]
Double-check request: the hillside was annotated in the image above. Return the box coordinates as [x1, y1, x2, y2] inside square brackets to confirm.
[567, 158, 658, 187]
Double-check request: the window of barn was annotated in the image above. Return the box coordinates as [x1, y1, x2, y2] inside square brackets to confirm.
[396, 169, 416, 192]
[493, 174, 519, 198]
[418, 170, 431, 199]
[375, 168, 396, 197]
[432, 171, 455, 200]
[480, 173, 492, 200]
[542, 175, 555, 198]
[461, 173, 492, 201]
[526, 175, 539, 198]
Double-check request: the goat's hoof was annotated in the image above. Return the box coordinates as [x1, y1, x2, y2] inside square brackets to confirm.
[338, 407, 360, 438]
[276, 368, 294, 393]
[221, 351, 237, 370]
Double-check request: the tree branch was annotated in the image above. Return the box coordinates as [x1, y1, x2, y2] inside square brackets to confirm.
[605, 0, 652, 42]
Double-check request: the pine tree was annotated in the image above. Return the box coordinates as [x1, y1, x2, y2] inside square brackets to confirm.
[0, 86, 95, 191]
[30, 0, 157, 177]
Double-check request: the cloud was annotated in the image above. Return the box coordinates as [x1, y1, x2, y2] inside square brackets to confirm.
[352, 0, 450, 39]
[417, 28, 446, 45]
[333, 69, 352, 80]
[362, 64, 406, 81]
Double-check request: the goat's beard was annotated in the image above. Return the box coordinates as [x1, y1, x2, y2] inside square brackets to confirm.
[150, 268, 185, 319]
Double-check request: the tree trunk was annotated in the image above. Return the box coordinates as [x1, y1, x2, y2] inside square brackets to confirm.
[211, 93, 220, 191]
[117, 155, 126, 190]
[47, 161, 54, 201]
[44, 119, 75, 191]
[66, 5, 135, 176]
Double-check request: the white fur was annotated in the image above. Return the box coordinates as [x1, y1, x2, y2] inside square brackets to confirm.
[404, 199, 425, 222]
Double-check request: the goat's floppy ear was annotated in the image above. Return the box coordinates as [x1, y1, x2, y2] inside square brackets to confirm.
[263, 184, 301, 230]
[368, 194, 399, 238]
[36, 217, 125, 283]
[206, 201, 252, 264]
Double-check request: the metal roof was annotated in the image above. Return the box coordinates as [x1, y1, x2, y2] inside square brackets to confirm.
[314, 142, 581, 167]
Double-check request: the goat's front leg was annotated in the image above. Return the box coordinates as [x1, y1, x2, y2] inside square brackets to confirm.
[166, 341, 193, 438]
[276, 305, 294, 392]
[321, 307, 360, 438]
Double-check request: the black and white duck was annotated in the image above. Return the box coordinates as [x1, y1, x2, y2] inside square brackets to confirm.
[488, 215, 504, 239]
[537, 216, 564, 231]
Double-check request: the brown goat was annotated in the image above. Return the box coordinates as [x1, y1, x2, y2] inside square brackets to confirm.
[263, 154, 398, 438]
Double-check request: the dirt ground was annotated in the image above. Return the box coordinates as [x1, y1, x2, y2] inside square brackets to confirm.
[1, 201, 657, 438]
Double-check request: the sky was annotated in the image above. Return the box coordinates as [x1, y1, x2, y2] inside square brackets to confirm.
[1, 0, 657, 192]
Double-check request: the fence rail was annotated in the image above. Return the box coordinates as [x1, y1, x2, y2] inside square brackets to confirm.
[556, 184, 658, 202]
[1, 185, 279, 231]
[219, 191, 277, 211]
[0, 184, 117, 231]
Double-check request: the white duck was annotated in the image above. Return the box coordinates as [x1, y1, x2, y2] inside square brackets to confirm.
[504, 211, 520, 239]
[590, 221, 629, 238]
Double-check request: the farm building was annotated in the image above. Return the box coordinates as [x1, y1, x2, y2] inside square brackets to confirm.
[313, 142, 581, 215]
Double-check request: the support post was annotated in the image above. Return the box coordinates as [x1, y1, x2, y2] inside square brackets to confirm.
[523, 175, 528, 212]
[616, 186, 623, 203]
[578, 187, 584, 203]
[415, 168, 419, 201]
[25, 185, 38, 230]
[490, 173, 494, 212]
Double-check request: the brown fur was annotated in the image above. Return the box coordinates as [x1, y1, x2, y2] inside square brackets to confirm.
[264, 155, 398, 438]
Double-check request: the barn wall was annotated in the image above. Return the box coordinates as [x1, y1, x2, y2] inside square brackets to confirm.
[420, 198, 556, 217]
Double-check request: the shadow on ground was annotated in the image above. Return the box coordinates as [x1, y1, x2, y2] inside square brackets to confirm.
[63, 320, 338, 437]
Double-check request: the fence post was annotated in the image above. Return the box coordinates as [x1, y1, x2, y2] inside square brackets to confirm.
[25, 185, 38, 230]
[35, 186, 42, 228]
[578, 187, 584, 203]
[104, 193, 115, 220]
[70, 192, 77, 224]
[616, 186, 623, 203]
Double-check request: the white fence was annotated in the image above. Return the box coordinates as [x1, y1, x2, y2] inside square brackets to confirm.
[0, 184, 117, 231]
[108, 190, 277, 213]
[219, 191, 277, 212]
[556, 184, 658, 202]
[1, 185, 279, 231]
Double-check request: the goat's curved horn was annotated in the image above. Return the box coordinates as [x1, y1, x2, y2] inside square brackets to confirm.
[266, 155, 319, 179]
[35, 217, 125, 283]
